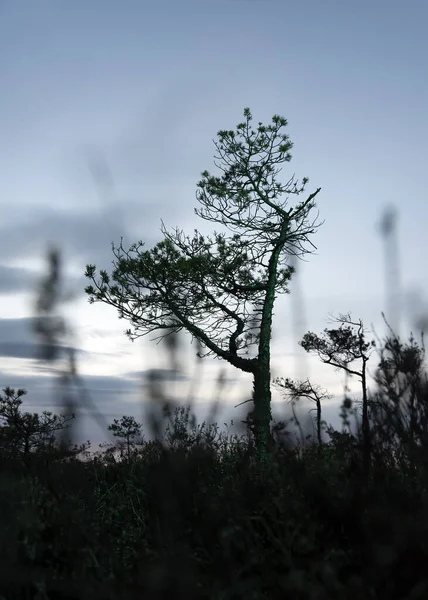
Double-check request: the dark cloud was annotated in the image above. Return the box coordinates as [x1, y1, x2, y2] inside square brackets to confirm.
[0, 260, 88, 301]
[0, 351, 349, 453]
[0, 316, 40, 341]
[0, 195, 205, 310]
[0, 359, 194, 446]
[124, 368, 190, 382]
[0, 340, 84, 361]
[0, 202, 154, 264]
[0, 311, 279, 452]
[0, 316, 93, 360]
[0, 264, 40, 294]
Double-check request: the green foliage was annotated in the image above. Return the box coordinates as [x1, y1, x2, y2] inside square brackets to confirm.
[84, 107, 322, 457]
[0, 386, 82, 460]
[300, 313, 376, 373]
[2, 380, 428, 599]
[102, 415, 144, 462]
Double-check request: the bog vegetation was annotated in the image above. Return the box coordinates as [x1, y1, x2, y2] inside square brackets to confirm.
[1, 109, 427, 599]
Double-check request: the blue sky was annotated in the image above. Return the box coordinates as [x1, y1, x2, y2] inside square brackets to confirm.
[0, 0, 427, 451]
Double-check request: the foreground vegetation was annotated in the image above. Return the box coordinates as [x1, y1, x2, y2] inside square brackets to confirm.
[1, 312, 428, 599]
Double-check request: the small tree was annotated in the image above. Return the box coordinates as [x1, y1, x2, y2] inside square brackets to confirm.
[85, 107, 322, 457]
[300, 313, 375, 473]
[106, 415, 144, 462]
[370, 317, 428, 470]
[0, 386, 78, 460]
[273, 376, 331, 451]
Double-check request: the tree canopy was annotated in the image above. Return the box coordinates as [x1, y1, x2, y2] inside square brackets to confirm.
[85, 107, 323, 455]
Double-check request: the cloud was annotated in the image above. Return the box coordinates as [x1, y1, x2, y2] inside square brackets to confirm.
[0, 340, 350, 453]
[0, 264, 41, 294]
[0, 316, 87, 361]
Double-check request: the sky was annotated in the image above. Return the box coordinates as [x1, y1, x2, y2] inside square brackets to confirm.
[0, 0, 427, 453]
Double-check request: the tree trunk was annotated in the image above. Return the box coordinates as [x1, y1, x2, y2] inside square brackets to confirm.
[316, 399, 322, 452]
[361, 366, 371, 475]
[251, 362, 273, 458]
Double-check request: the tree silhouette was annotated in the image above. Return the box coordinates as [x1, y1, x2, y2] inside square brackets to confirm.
[105, 415, 144, 463]
[84, 107, 322, 457]
[300, 313, 375, 474]
[370, 316, 428, 469]
[273, 376, 331, 451]
[0, 386, 82, 461]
